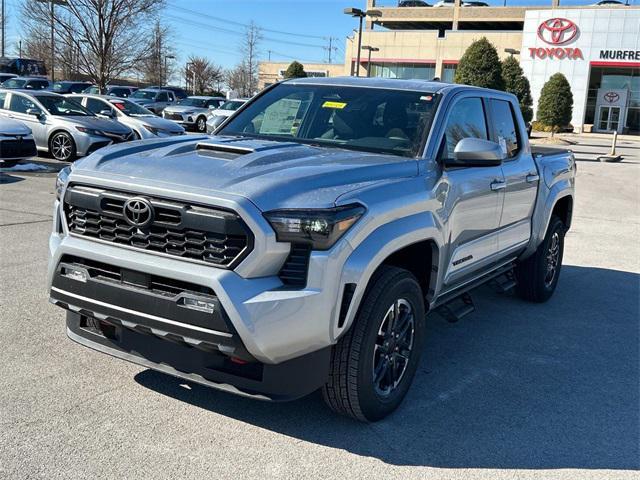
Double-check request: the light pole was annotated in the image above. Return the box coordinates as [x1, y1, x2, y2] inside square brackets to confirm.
[504, 48, 520, 57]
[163, 54, 175, 86]
[186, 61, 196, 95]
[361, 46, 379, 77]
[344, 7, 381, 77]
[34, 0, 67, 82]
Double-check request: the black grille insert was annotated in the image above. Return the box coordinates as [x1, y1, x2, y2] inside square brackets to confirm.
[278, 243, 311, 288]
[63, 185, 253, 268]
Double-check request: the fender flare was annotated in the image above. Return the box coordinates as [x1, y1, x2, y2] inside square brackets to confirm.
[332, 211, 442, 341]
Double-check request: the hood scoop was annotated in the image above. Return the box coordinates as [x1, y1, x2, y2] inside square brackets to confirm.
[196, 142, 255, 156]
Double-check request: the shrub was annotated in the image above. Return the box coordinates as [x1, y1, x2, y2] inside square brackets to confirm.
[536, 73, 573, 135]
[283, 61, 307, 79]
[454, 37, 504, 90]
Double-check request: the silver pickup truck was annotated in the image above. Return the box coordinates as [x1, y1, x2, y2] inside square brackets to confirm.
[48, 78, 575, 421]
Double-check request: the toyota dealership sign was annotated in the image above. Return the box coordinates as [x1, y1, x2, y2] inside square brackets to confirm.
[529, 18, 583, 60]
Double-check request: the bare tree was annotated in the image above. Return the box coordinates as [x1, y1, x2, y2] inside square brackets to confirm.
[240, 21, 262, 96]
[136, 20, 177, 85]
[22, 0, 165, 91]
[185, 56, 222, 95]
[225, 64, 251, 98]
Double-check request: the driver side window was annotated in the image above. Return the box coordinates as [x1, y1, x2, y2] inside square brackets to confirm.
[439, 97, 488, 162]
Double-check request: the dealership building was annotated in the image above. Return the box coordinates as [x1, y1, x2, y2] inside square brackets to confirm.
[337, 0, 639, 134]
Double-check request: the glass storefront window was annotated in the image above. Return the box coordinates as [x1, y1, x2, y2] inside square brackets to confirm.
[442, 64, 457, 83]
[368, 62, 436, 81]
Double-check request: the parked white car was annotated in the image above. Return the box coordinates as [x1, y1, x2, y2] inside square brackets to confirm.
[163, 96, 226, 132]
[205, 98, 249, 133]
[67, 94, 185, 139]
[0, 117, 37, 168]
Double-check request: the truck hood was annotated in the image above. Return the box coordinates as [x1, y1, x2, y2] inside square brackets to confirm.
[73, 135, 419, 211]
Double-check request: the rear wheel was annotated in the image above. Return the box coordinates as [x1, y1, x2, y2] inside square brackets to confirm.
[49, 132, 76, 162]
[516, 215, 565, 302]
[322, 266, 426, 422]
[196, 116, 207, 133]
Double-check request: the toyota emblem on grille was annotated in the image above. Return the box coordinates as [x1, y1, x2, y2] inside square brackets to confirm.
[537, 18, 578, 45]
[123, 197, 153, 227]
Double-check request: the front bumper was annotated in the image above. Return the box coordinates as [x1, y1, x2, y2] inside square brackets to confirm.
[64, 310, 330, 401]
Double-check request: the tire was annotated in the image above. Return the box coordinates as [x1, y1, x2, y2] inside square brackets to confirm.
[49, 131, 77, 162]
[516, 215, 565, 303]
[195, 116, 207, 133]
[322, 265, 426, 422]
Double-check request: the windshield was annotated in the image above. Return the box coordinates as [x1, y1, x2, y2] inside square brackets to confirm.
[2, 79, 26, 88]
[178, 97, 208, 107]
[110, 98, 154, 116]
[220, 84, 438, 158]
[132, 90, 157, 100]
[219, 100, 244, 111]
[35, 95, 93, 116]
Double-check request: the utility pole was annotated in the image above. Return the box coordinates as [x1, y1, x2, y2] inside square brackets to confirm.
[323, 37, 338, 64]
[50, 0, 54, 81]
[1, 0, 5, 57]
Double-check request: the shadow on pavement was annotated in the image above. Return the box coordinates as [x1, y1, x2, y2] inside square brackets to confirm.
[0, 173, 25, 184]
[135, 265, 639, 470]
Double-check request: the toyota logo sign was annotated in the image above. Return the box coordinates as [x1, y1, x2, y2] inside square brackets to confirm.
[123, 197, 153, 227]
[604, 92, 620, 103]
[537, 18, 578, 46]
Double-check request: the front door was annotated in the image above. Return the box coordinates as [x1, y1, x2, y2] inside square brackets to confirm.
[598, 106, 621, 133]
[436, 96, 505, 287]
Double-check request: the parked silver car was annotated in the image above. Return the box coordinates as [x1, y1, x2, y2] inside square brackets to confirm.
[0, 89, 133, 162]
[0, 116, 37, 168]
[130, 88, 177, 115]
[67, 94, 185, 139]
[205, 98, 249, 133]
[162, 96, 226, 132]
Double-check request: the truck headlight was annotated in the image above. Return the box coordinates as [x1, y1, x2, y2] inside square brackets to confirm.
[75, 126, 103, 136]
[55, 166, 71, 200]
[143, 125, 167, 136]
[264, 204, 365, 250]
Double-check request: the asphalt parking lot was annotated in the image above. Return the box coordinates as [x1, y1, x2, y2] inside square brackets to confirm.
[0, 136, 638, 480]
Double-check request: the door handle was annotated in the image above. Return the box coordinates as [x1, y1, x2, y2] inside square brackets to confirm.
[526, 173, 540, 183]
[490, 180, 506, 191]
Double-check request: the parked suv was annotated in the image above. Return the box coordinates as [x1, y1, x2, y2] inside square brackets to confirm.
[82, 85, 138, 97]
[68, 94, 185, 139]
[130, 88, 177, 115]
[0, 90, 133, 161]
[49, 78, 575, 421]
[51, 81, 93, 94]
[1, 77, 50, 90]
[205, 98, 249, 133]
[163, 96, 225, 132]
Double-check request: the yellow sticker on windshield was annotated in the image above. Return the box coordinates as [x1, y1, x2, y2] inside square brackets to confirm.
[322, 101, 347, 109]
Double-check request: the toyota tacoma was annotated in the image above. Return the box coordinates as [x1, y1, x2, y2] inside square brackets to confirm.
[48, 78, 575, 421]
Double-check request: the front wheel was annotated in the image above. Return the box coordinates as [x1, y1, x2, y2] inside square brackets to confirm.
[49, 132, 76, 162]
[195, 116, 207, 133]
[516, 215, 566, 302]
[322, 266, 426, 422]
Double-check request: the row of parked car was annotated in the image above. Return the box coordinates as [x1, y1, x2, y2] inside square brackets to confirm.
[0, 86, 249, 166]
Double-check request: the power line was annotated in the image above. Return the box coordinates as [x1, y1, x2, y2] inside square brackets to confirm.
[166, 2, 326, 40]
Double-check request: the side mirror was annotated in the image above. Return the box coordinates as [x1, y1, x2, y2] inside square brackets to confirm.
[446, 137, 504, 167]
[26, 108, 42, 118]
[99, 109, 115, 118]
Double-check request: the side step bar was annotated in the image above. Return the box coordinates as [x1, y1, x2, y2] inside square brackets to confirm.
[432, 263, 517, 323]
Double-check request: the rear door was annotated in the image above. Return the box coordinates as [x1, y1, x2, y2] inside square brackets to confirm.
[436, 95, 506, 286]
[6, 93, 48, 148]
[488, 98, 538, 256]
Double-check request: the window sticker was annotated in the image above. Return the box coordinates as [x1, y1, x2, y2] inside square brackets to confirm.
[322, 101, 347, 109]
[259, 98, 302, 135]
[498, 136, 508, 156]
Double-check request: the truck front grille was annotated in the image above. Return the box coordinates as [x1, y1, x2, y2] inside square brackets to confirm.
[63, 185, 253, 268]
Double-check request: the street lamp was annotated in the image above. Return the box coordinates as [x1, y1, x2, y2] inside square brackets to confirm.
[186, 61, 196, 95]
[504, 48, 520, 56]
[361, 46, 379, 77]
[163, 54, 175, 86]
[344, 7, 381, 77]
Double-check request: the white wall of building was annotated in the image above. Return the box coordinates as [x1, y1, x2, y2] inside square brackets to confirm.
[520, 8, 640, 131]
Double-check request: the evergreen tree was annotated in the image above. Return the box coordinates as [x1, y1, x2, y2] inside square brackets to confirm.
[454, 37, 504, 90]
[502, 56, 533, 123]
[283, 61, 307, 79]
[537, 73, 573, 136]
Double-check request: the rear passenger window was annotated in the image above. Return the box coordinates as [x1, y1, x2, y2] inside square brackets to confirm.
[439, 97, 488, 161]
[86, 98, 107, 114]
[9, 94, 37, 114]
[490, 99, 520, 158]
[157, 92, 168, 102]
